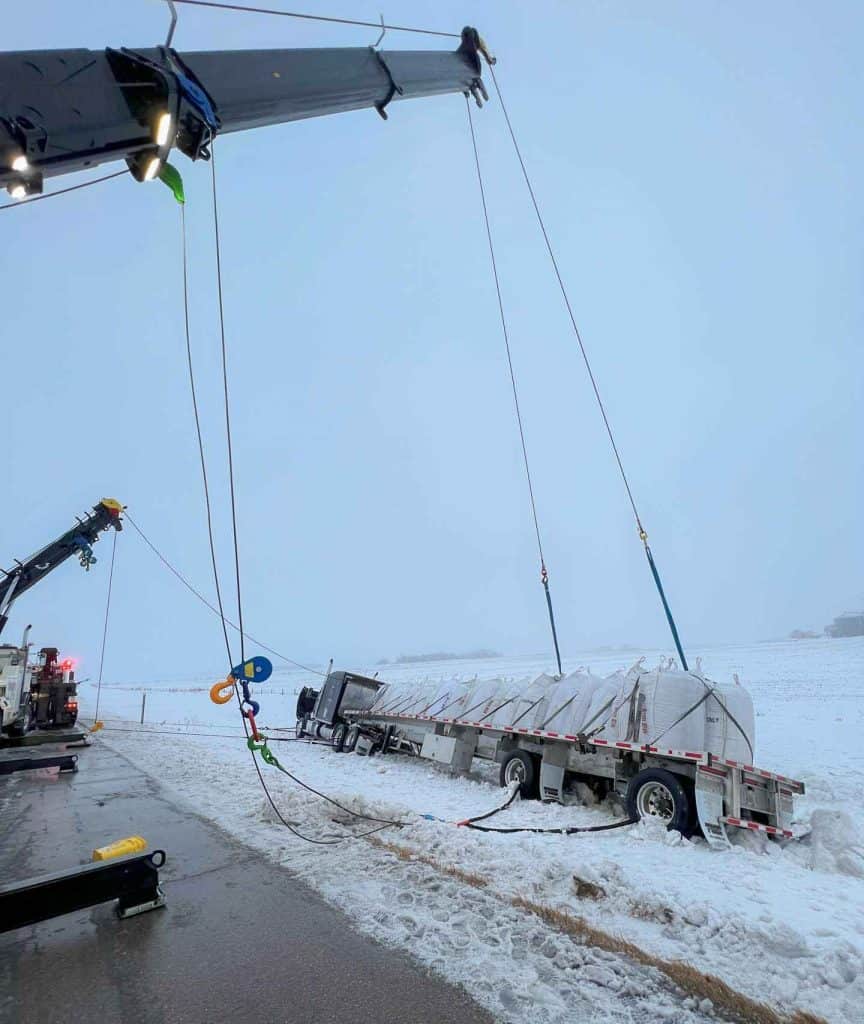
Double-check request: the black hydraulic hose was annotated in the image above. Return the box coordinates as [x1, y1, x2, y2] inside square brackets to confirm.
[463, 816, 638, 836]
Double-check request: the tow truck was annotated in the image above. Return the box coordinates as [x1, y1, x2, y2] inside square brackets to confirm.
[28, 648, 79, 730]
[0, 499, 123, 735]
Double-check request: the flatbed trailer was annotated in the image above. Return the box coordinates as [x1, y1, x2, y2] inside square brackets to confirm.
[298, 671, 805, 849]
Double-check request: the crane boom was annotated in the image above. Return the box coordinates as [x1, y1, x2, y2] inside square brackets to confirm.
[0, 500, 123, 636]
[0, 28, 489, 196]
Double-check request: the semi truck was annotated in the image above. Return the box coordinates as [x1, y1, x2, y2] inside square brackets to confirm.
[296, 666, 805, 850]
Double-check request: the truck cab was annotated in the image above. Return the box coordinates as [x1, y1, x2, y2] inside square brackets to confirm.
[296, 671, 383, 743]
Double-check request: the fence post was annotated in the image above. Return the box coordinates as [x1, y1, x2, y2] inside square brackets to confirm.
[140, 692, 147, 725]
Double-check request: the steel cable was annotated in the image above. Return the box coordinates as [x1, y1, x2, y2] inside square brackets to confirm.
[123, 511, 324, 675]
[170, 0, 459, 38]
[488, 66, 689, 671]
[465, 95, 563, 677]
[0, 170, 126, 212]
[202, 147, 403, 841]
[93, 529, 118, 722]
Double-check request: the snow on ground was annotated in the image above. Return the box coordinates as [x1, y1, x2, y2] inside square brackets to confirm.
[84, 638, 864, 1024]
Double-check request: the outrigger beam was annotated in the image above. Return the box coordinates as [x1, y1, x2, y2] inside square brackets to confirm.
[0, 28, 488, 196]
[0, 850, 166, 932]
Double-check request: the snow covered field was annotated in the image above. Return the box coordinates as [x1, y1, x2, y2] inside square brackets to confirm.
[85, 638, 864, 1024]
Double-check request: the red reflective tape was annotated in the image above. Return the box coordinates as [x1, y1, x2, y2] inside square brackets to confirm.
[747, 822, 760, 830]
[547, 731, 559, 738]
[593, 739, 608, 745]
[726, 817, 741, 826]
[615, 742, 631, 749]
[684, 752, 702, 759]
[532, 730, 542, 735]
[564, 734, 578, 741]
[518, 728, 529, 734]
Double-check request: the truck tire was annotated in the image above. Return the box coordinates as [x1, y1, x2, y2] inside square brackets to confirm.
[296, 715, 307, 739]
[344, 725, 359, 753]
[331, 723, 347, 752]
[499, 749, 540, 800]
[626, 767, 692, 835]
[379, 725, 395, 755]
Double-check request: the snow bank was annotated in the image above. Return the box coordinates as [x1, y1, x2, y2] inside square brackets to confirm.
[91, 637, 864, 1023]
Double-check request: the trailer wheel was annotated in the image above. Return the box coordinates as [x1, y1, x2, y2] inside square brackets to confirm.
[344, 725, 359, 753]
[499, 750, 540, 800]
[331, 723, 347, 752]
[626, 768, 692, 835]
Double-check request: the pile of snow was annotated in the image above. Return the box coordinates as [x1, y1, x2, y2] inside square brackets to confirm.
[90, 637, 864, 1024]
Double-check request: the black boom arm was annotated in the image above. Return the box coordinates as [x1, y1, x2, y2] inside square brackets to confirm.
[0, 499, 123, 636]
[0, 28, 489, 196]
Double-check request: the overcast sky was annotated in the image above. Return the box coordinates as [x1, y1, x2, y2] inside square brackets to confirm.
[1, 1, 861, 682]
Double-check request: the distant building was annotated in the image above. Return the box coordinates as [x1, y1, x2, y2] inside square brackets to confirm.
[825, 612, 864, 638]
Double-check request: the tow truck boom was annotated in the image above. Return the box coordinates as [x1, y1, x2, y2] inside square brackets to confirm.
[0, 499, 123, 636]
[0, 28, 489, 196]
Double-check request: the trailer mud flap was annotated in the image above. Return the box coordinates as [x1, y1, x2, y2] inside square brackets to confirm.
[695, 767, 731, 849]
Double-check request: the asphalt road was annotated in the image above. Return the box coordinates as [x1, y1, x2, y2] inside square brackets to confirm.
[0, 741, 494, 1024]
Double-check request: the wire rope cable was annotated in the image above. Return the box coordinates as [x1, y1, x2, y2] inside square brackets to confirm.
[93, 529, 118, 722]
[170, 0, 459, 38]
[465, 95, 563, 677]
[487, 69, 642, 531]
[123, 510, 324, 675]
[210, 146, 247, 671]
[487, 66, 689, 671]
[179, 181, 339, 844]
[193, 146, 402, 841]
[0, 170, 126, 212]
[179, 201, 236, 669]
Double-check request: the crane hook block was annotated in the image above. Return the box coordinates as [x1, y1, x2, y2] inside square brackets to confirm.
[210, 677, 235, 705]
[230, 656, 273, 685]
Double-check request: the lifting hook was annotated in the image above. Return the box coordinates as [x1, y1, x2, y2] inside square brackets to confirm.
[209, 676, 235, 705]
